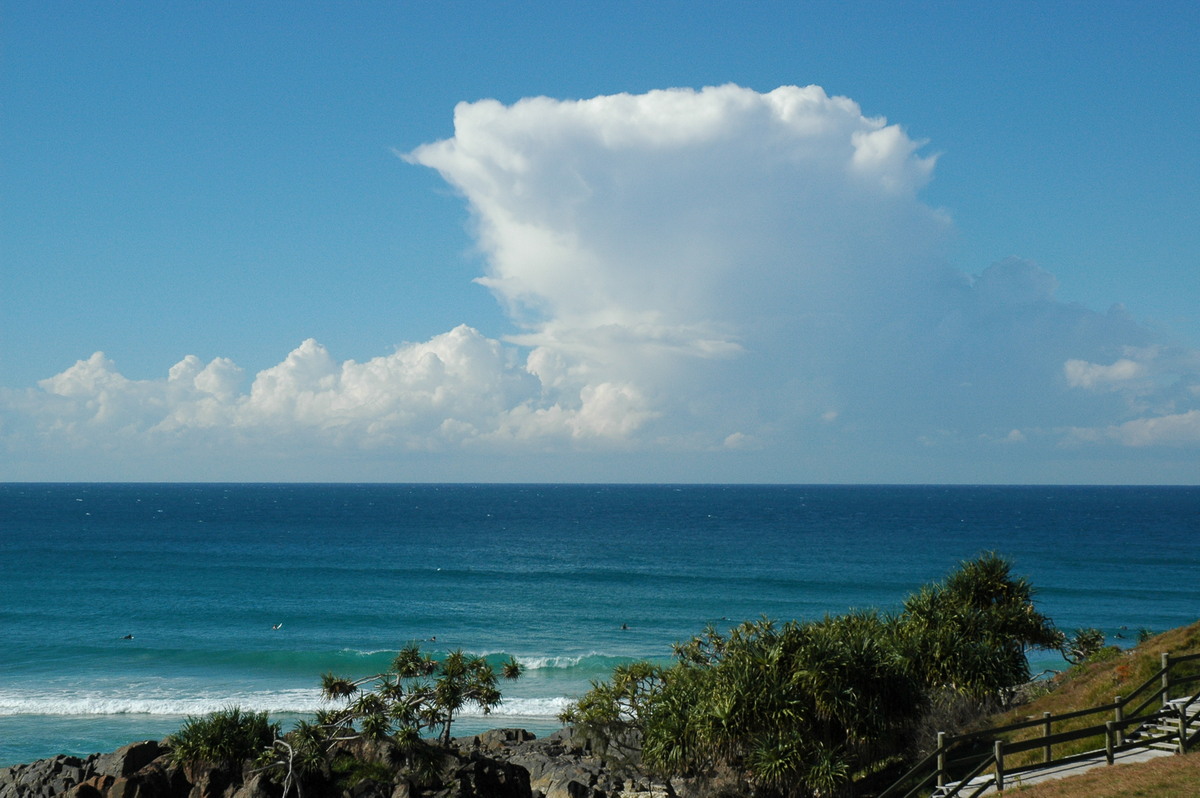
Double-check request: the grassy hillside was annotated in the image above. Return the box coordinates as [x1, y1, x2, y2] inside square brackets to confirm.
[986, 620, 1200, 771]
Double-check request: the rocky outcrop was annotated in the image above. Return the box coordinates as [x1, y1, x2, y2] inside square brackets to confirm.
[0, 742, 171, 798]
[0, 729, 671, 798]
[455, 728, 665, 798]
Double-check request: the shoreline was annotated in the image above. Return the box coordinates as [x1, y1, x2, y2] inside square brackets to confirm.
[0, 713, 568, 771]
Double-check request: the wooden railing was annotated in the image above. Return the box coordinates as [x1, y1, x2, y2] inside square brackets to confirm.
[878, 650, 1200, 797]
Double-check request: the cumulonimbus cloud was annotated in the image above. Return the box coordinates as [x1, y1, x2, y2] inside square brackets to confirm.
[407, 85, 946, 354]
[3, 84, 1198, 476]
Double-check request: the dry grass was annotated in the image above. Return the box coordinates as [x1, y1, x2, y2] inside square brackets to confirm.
[1002, 750, 1200, 797]
[986, 621, 1200, 768]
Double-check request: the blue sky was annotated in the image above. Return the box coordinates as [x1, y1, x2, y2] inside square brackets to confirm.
[2, 1, 1198, 483]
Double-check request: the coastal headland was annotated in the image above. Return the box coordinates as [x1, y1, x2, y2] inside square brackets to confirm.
[0, 727, 659, 798]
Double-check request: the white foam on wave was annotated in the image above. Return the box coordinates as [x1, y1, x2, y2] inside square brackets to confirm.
[0, 690, 572, 719]
[0, 689, 326, 716]
[458, 696, 571, 718]
[515, 655, 585, 670]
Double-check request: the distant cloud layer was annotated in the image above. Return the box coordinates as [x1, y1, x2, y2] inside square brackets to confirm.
[3, 85, 1197, 480]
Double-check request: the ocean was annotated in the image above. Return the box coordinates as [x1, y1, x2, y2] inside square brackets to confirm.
[1, 483, 1197, 768]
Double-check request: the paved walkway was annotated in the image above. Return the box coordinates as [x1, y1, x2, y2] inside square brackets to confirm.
[947, 745, 1176, 795]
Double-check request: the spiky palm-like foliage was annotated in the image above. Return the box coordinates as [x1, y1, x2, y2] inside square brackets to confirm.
[897, 552, 1061, 698]
[561, 554, 1058, 798]
[560, 660, 666, 765]
[168, 706, 280, 770]
[316, 646, 522, 747]
[171, 645, 522, 798]
[566, 613, 922, 797]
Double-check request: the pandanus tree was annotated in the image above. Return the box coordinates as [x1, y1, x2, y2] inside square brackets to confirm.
[320, 644, 522, 746]
[562, 554, 1060, 798]
[896, 552, 1061, 698]
[173, 645, 522, 797]
[566, 614, 923, 797]
[560, 660, 666, 766]
[168, 706, 281, 770]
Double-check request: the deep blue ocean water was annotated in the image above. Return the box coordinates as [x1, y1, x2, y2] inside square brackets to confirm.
[1, 483, 1197, 767]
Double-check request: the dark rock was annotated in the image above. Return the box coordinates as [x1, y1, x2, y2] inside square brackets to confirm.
[123, 758, 190, 798]
[2, 725, 673, 798]
[93, 744, 167, 780]
[227, 772, 276, 798]
[184, 765, 233, 798]
[455, 754, 530, 798]
[464, 729, 536, 756]
[65, 784, 103, 798]
[3, 746, 183, 798]
[65, 775, 116, 798]
[107, 777, 138, 798]
[564, 782, 601, 798]
[1, 754, 88, 798]
[493, 730, 631, 798]
[344, 778, 392, 798]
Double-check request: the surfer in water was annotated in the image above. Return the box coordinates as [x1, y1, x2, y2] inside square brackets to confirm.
[272, 623, 283, 630]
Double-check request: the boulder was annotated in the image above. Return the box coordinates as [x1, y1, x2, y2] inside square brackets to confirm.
[64, 775, 115, 798]
[226, 772, 276, 798]
[118, 757, 190, 798]
[2, 725, 674, 798]
[464, 729, 537, 756]
[93, 744, 166, 780]
[487, 729, 633, 798]
[1, 754, 91, 798]
[452, 754, 530, 798]
[183, 764, 234, 798]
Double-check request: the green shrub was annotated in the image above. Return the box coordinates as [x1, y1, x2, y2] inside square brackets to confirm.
[168, 706, 280, 769]
[330, 754, 394, 788]
[563, 554, 1064, 797]
[1084, 645, 1122, 665]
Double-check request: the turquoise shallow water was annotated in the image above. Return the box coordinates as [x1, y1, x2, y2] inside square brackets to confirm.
[2, 483, 1197, 767]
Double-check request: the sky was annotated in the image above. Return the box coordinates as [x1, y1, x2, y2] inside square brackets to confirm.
[2, 1, 1198, 483]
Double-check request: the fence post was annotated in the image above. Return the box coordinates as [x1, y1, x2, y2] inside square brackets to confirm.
[936, 731, 946, 788]
[1114, 696, 1124, 746]
[994, 739, 1005, 792]
[1161, 652, 1171, 706]
[1042, 711, 1052, 763]
[1105, 721, 1115, 765]
[1180, 705, 1188, 755]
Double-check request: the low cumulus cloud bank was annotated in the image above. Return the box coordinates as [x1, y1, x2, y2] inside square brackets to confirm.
[3, 84, 1198, 473]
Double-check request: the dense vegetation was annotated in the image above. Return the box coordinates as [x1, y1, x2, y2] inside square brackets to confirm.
[561, 553, 1063, 797]
[169, 553, 1183, 798]
[168, 646, 521, 794]
[168, 706, 280, 770]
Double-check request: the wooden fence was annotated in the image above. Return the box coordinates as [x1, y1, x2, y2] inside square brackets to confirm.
[878, 650, 1200, 798]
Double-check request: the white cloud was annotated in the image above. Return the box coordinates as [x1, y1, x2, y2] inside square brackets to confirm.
[1064, 358, 1145, 390]
[406, 83, 963, 448]
[4, 84, 1199, 478]
[5, 324, 656, 457]
[408, 84, 946, 354]
[1068, 410, 1200, 447]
